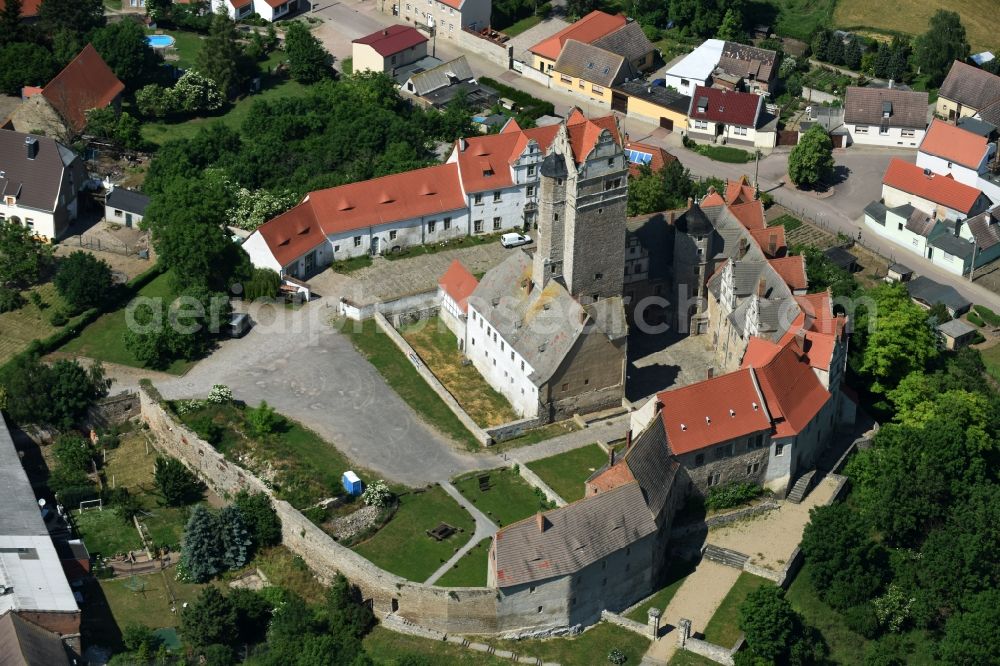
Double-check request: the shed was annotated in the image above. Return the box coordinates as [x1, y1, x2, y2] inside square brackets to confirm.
[886, 263, 913, 283]
[105, 187, 150, 228]
[342, 471, 363, 496]
[937, 318, 979, 349]
[823, 246, 858, 272]
[906, 276, 972, 317]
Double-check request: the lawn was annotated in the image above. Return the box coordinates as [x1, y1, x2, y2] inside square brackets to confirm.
[340, 318, 480, 449]
[435, 537, 491, 587]
[363, 626, 510, 666]
[329, 254, 373, 273]
[695, 144, 755, 163]
[490, 622, 650, 666]
[61, 270, 195, 375]
[626, 558, 698, 622]
[146, 28, 205, 71]
[525, 443, 608, 503]
[786, 563, 938, 664]
[980, 342, 1000, 383]
[453, 467, 547, 527]
[702, 572, 770, 648]
[770, 0, 838, 41]
[0, 282, 67, 365]
[384, 232, 502, 261]
[670, 650, 721, 666]
[501, 13, 543, 37]
[401, 317, 517, 428]
[73, 508, 143, 558]
[247, 545, 327, 605]
[767, 213, 803, 232]
[834, 0, 997, 51]
[492, 419, 580, 451]
[99, 573, 221, 631]
[352, 485, 475, 582]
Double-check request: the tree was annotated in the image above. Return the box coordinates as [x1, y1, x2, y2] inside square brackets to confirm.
[181, 586, 237, 649]
[843, 38, 863, 71]
[913, 11, 970, 86]
[181, 505, 223, 582]
[886, 37, 911, 82]
[0, 356, 106, 428]
[225, 183, 297, 231]
[146, 0, 172, 22]
[229, 588, 272, 649]
[627, 165, 670, 216]
[38, 0, 104, 36]
[54, 250, 114, 312]
[284, 22, 331, 84]
[233, 490, 281, 548]
[196, 13, 244, 96]
[0, 219, 53, 288]
[873, 42, 892, 79]
[153, 456, 203, 506]
[219, 504, 252, 570]
[827, 35, 845, 66]
[241, 267, 281, 300]
[53, 434, 93, 473]
[321, 574, 375, 641]
[91, 19, 159, 88]
[937, 590, 1000, 665]
[738, 584, 797, 661]
[171, 69, 225, 113]
[788, 125, 835, 188]
[800, 246, 859, 298]
[0, 0, 23, 45]
[245, 400, 281, 438]
[0, 42, 60, 95]
[811, 29, 831, 62]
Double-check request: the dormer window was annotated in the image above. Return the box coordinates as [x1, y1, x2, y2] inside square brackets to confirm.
[882, 101, 892, 118]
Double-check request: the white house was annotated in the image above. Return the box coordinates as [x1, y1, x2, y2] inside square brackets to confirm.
[351, 25, 428, 74]
[215, 0, 299, 21]
[0, 131, 86, 241]
[391, 0, 491, 41]
[686, 86, 776, 149]
[842, 86, 928, 148]
[917, 118, 1000, 203]
[438, 258, 478, 342]
[104, 187, 149, 229]
[880, 158, 992, 221]
[663, 39, 724, 97]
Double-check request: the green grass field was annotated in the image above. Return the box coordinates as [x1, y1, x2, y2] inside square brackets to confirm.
[702, 572, 770, 648]
[341, 318, 480, 449]
[502, 14, 544, 37]
[0, 282, 68, 365]
[435, 538, 491, 587]
[402, 318, 517, 428]
[670, 650, 721, 666]
[834, 0, 997, 51]
[768, 214, 804, 232]
[147, 28, 205, 71]
[489, 622, 650, 666]
[981, 343, 1000, 383]
[771, 0, 838, 41]
[453, 468, 547, 528]
[526, 443, 608, 503]
[364, 626, 511, 665]
[626, 559, 697, 622]
[352, 486, 475, 582]
[74, 508, 143, 558]
[61, 271, 194, 375]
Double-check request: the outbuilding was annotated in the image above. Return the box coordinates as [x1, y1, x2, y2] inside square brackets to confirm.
[936, 318, 979, 350]
[104, 187, 150, 228]
[342, 471, 364, 496]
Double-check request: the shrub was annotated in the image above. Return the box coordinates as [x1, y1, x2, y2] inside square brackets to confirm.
[246, 400, 282, 438]
[241, 267, 281, 300]
[759, 192, 774, 209]
[154, 456, 204, 507]
[608, 648, 627, 664]
[0, 287, 25, 313]
[188, 415, 223, 445]
[207, 384, 233, 404]
[973, 305, 1000, 326]
[362, 479, 393, 509]
[966, 312, 985, 327]
[48, 309, 68, 326]
[705, 482, 763, 511]
[844, 603, 881, 639]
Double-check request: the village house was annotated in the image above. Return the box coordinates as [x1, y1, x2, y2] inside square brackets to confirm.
[917, 118, 1000, 202]
[351, 25, 429, 74]
[550, 39, 637, 106]
[842, 86, 928, 148]
[715, 41, 781, 95]
[937, 318, 979, 350]
[437, 258, 479, 343]
[5, 44, 124, 140]
[663, 39, 724, 98]
[0, 130, 87, 242]
[906, 275, 972, 317]
[390, 0, 491, 42]
[397, 56, 497, 108]
[612, 81, 690, 132]
[878, 158, 993, 220]
[214, 0, 300, 22]
[590, 21, 657, 73]
[528, 10, 626, 74]
[935, 60, 1000, 122]
[686, 86, 777, 149]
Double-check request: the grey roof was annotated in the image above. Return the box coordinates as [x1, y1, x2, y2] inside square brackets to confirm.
[939, 60, 1000, 110]
[888, 262, 913, 275]
[0, 131, 76, 214]
[554, 39, 629, 87]
[843, 87, 929, 128]
[888, 203, 916, 219]
[492, 482, 657, 588]
[471, 251, 586, 386]
[907, 276, 972, 314]
[105, 188, 150, 215]
[905, 208, 937, 237]
[422, 80, 498, 108]
[965, 208, 1000, 250]
[977, 98, 1000, 128]
[0, 95, 21, 124]
[592, 21, 655, 64]
[0, 612, 71, 666]
[864, 200, 888, 225]
[718, 41, 779, 83]
[585, 297, 628, 342]
[956, 116, 997, 137]
[613, 81, 691, 114]
[406, 56, 475, 96]
[929, 231, 975, 258]
[674, 203, 714, 236]
[540, 151, 568, 179]
[392, 55, 444, 85]
[937, 318, 977, 338]
[823, 246, 857, 269]
[622, 417, 679, 518]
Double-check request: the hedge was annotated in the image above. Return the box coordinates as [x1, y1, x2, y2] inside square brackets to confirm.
[973, 305, 1000, 327]
[478, 77, 555, 122]
[967, 312, 985, 327]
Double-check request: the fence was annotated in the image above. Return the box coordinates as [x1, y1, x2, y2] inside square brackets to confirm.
[71, 233, 147, 258]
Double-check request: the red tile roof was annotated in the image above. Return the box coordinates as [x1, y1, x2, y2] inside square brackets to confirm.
[438, 0, 462, 9]
[352, 25, 428, 57]
[741, 337, 783, 368]
[882, 158, 985, 214]
[567, 112, 620, 165]
[750, 226, 786, 257]
[624, 140, 677, 177]
[754, 340, 831, 438]
[725, 176, 757, 205]
[42, 44, 124, 133]
[529, 10, 626, 61]
[767, 256, 807, 291]
[438, 259, 478, 313]
[699, 191, 726, 207]
[919, 118, 990, 170]
[657, 370, 772, 455]
[689, 85, 762, 127]
[1, 0, 41, 17]
[258, 163, 466, 266]
[586, 462, 635, 494]
[728, 200, 766, 231]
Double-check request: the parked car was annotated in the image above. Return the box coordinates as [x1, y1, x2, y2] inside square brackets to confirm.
[501, 232, 531, 248]
[227, 312, 253, 338]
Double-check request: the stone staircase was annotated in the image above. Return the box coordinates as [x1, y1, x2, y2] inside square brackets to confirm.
[701, 544, 749, 570]
[786, 470, 818, 504]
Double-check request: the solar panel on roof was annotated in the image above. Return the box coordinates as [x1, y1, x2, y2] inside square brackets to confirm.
[626, 149, 653, 165]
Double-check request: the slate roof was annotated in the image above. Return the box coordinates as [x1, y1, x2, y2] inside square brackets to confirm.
[613, 81, 691, 114]
[553, 39, 629, 87]
[592, 21, 655, 63]
[843, 86, 928, 128]
[529, 10, 626, 61]
[906, 275, 972, 314]
[929, 231, 974, 258]
[864, 200, 888, 225]
[41, 44, 124, 133]
[689, 85, 762, 127]
[919, 119, 990, 169]
[0, 613, 71, 666]
[674, 203, 714, 236]
[823, 246, 857, 270]
[717, 41, 779, 83]
[352, 25, 427, 57]
[882, 158, 985, 214]
[938, 60, 1000, 110]
[492, 482, 657, 588]
[406, 56, 474, 96]
[976, 98, 1000, 128]
[620, 417, 679, 517]
[392, 55, 444, 85]
[0, 131, 77, 214]
[105, 188, 150, 216]
[965, 207, 1000, 250]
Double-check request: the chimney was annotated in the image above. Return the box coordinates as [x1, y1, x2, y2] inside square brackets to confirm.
[888, 78, 894, 89]
[383, 29, 388, 35]
[608, 447, 615, 467]
[624, 132, 630, 143]
[707, 367, 714, 379]
[795, 330, 806, 350]
[25, 136, 38, 160]
[655, 398, 663, 414]
[669, 211, 676, 225]
[535, 511, 546, 533]
[687, 197, 693, 209]
[768, 234, 777, 255]
[459, 138, 467, 152]
[757, 278, 767, 298]
[626, 428, 633, 449]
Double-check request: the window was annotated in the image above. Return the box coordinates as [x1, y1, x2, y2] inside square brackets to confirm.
[901, 129, 915, 137]
[855, 125, 868, 134]
[443, 217, 451, 230]
[474, 193, 482, 205]
[449, 23, 454, 31]
[714, 446, 727, 460]
[681, 78, 689, 87]
[747, 462, 760, 475]
[604, 178, 622, 191]
[24, 218, 32, 229]
[594, 272, 603, 280]
[898, 223, 904, 231]
[493, 191, 501, 202]
[775, 443, 785, 457]
[578, 80, 585, 89]
[694, 453, 704, 466]
[560, 74, 573, 84]
[428, 220, 436, 232]
[389, 230, 397, 240]
[474, 219, 483, 232]
[607, 158, 615, 167]
[334, 244, 340, 252]
[510, 351, 514, 361]
[353, 236, 362, 247]
[598, 208, 603, 214]
[526, 185, 535, 197]
[528, 165, 536, 177]
[391, 55, 397, 65]
[521, 360, 525, 371]
[879, 126, 890, 136]
[708, 472, 721, 487]
[693, 120, 708, 130]
[733, 126, 747, 136]
[493, 217, 502, 230]
[912, 238, 919, 247]
[529, 586, 535, 593]
[500, 341, 504, 351]
[561, 383, 569, 391]
[114, 209, 123, 217]
[592, 85, 604, 94]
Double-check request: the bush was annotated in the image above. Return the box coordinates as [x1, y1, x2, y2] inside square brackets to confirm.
[189, 415, 223, 445]
[608, 648, 627, 664]
[966, 312, 985, 327]
[48, 309, 68, 326]
[844, 603, 881, 639]
[362, 479, 393, 509]
[154, 456, 204, 506]
[207, 384, 233, 404]
[246, 400, 282, 438]
[705, 482, 763, 511]
[759, 192, 774, 209]
[0, 287, 25, 313]
[241, 267, 281, 300]
[973, 305, 1000, 326]
[54, 250, 114, 312]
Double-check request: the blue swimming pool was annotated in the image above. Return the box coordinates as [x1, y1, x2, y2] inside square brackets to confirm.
[147, 34, 176, 48]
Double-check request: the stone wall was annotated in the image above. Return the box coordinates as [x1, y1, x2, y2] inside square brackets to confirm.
[455, 28, 512, 69]
[670, 501, 780, 540]
[600, 610, 651, 637]
[373, 312, 491, 446]
[337, 290, 440, 321]
[509, 459, 566, 506]
[485, 415, 548, 443]
[84, 391, 140, 430]
[676, 619, 735, 665]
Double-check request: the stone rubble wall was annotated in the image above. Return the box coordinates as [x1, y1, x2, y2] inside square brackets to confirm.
[670, 501, 781, 540]
[599, 610, 651, 637]
[680, 637, 736, 665]
[486, 415, 549, 443]
[509, 458, 567, 507]
[455, 28, 513, 69]
[85, 391, 141, 431]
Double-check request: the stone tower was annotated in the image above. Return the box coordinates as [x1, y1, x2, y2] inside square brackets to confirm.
[672, 203, 717, 335]
[532, 113, 628, 302]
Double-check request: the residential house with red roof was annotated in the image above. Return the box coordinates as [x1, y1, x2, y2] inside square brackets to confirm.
[438, 258, 478, 340]
[528, 10, 627, 74]
[213, 0, 300, 21]
[916, 119, 1000, 202]
[6, 44, 123, 140]
[0, 0, 41, 19]
[352, 25, 428, 74]
[879, 158, 992, 221]
[686, 85, 777, 149]
[390, 0, 491, 43]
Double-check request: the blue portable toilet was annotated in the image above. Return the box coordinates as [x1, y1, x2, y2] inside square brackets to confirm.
[342, 471, 363, 496]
